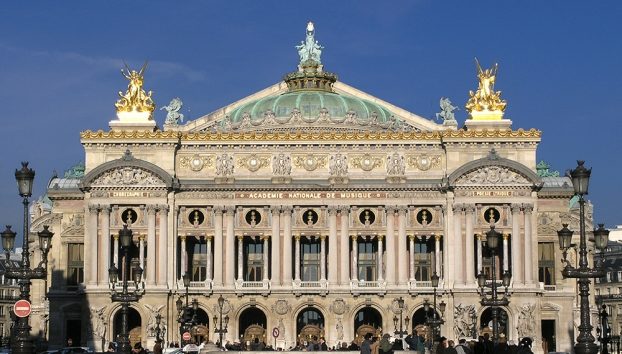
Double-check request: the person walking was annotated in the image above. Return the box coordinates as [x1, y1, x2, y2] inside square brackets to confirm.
[361, 333, 372, 354]
[379, 334, 393, 354]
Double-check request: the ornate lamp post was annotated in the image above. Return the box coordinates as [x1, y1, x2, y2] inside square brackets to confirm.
[597, 305, 611, 354]
[213, 295, 229, 349]
[109, 225, 143, 354]
[424, 272, 446, 346]
[178, 273, 192, 345]
[393, 297, 410, 341]
[155, 313, 162, 343]
[557, 161, 610, 354]
[477, 224, 511, 342]
[1, 162, 54, 354]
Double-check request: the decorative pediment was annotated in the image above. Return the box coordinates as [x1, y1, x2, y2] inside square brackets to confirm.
[81, 150, 174, 190]
[449, 149, 541, 188]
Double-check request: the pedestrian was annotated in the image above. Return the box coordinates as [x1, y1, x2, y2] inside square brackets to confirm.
[370, 336, 379, 354]
[153, 339, 163, 354]
[379, 334, 393, 354]
[361, 333, 372, 354]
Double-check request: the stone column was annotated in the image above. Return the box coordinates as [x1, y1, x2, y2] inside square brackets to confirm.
[146, 205, 157, 285]
[320, 235, 327, 282]
[113, 234, 119, 268]
[328, 207, 338, 285]
[408, 235, 416, 281]
[87, 204, 99, 286]
[465, 205, 475, 285]
[206, 235, 213, 282]
[180, 235, 187, 277]
[263, 236, 270, 282]
[503, 234, 509, 272]
[237, 236, 244, 282]
[100, 205, 111, 286]
[294, 235, 301, 282]
[225, 207, 235, 287]
[397, 208, 408, 285]
[213, 207, 224, 286]
[453, 204, 464, 285]
[282, 207, 293, 284]
[510, 204, 523, 285]
[350, 235, 358, 282]
[377, 235, 384, 282]
[139, 234, 145, 275]
[476, 234, 483, 275]
[524, 204, 534, 285]
[157, 205, 168, 286]
[385, 207, 396, 285]
[340, 207, 350, 285]
[271, 207, 281, 286]
[434, 234, 441, 277]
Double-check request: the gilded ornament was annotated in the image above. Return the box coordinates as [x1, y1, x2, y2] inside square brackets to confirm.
[115, 62, 155, 117]
[180, 155, 213, 172]
[465, 59, 507, 120]
[237, 154, 269, 172]
[407, 154, 441, 171]
[293, 154, 327, 171]
[350, 154, 382, 171]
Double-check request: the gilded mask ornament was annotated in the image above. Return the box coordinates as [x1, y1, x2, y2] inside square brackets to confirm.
[180, 155, 213, 172]
[294, 154, 327, 171]
[351, 154, 382, 172]
[238, 154, 269, 172]
[408, 154, 441, 171]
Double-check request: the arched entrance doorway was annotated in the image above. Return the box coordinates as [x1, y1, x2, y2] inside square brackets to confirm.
[480, 307, 509, 339]
[353, 307, 382, 344]
[411, 307, 440, 342]
[239, 308, 267, 345]
[296, 308, 325, 346]
[192, 309, 210, 344]
[113, 307, 142, 347]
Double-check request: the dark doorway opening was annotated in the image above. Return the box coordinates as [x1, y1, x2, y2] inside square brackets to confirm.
[541, 319, 556, 353]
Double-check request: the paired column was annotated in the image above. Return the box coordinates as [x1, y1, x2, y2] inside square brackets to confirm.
[87, 204, 99, 285]
[385, 207, 396, 284]
[452, 205, 464, 285]
[146, 205, 157, 285]
[100, 206, 111, 286]
[339, 207, 350, 285]
[157, 205, 168, 286]
[271, 207, 281, 286]
[225, 207, 235, 286]
[523, 205, 534, 285]
[213, 207, 224, 286]
[237, 236, 244, 282]
[294, 235, 301, 282]
[510, 204, 523, 285]
[397, 208, 408, 284]
[377, 235, 384, 282]
[350, 235, 358, 282]
[465, 205, 475, 285]
[328, 208, 338, 285]
[320, 235, 327, 282]
[282, 207, 293, 284]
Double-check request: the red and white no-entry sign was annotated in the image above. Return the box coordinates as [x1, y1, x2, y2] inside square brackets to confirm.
[182, 332, 192, 341]
[14, 299, 31, 318]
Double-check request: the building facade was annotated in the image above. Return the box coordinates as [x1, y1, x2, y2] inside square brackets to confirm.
[0, 252, 22, 346]
[26, 23, 601, 354]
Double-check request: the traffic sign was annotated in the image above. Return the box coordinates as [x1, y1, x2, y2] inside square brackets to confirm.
[182, 331, 192, 341]
[272, 327, 280, 338]
[14, 299, 31, 318]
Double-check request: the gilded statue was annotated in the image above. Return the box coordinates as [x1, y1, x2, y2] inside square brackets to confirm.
[465, 58, 507, 113]
[115, 62, 155, 116]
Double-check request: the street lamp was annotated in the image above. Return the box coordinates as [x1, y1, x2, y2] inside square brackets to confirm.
[424, 272, 446, 346]
[155, 313, 163, 343]
[597, 305, 611, 354]
[178, 272, 194, 345]
[477, 224, 511, 342]
[393, 297, 410, 342]
[109, 224, 143, 354]
[558, 161, 609, 354]
[214, 295, 229, 349]
[1, 162, 54, 354]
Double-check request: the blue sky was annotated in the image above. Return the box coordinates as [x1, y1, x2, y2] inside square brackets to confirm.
[1, 1, 620, 235]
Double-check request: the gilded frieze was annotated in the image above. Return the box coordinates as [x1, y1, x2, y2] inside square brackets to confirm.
[179, 154, 213, 172]
[237, 154, 270, 172]
[350, 154, 383, 171]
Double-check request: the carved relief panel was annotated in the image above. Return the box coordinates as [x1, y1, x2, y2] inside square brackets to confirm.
[292, 207, 326, 229]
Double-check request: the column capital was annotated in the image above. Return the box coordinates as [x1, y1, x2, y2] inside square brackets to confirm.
[225, 206, 236, 215]
[319, 234, 327, 240]
[212, 205, 224, 214]
[338, 205, 350, 214]
[502, 233, 509, 241]
[327, 206, 339, 216]
[147, 205, 158, 214]
[270, 206, 281, 214]
[408, 234, 416, 241]
[281, 206, 294, 214]
[261, 235, 270, 241]
[350, 234, 358, 241]
[377, 234, 384, 241]
[113, 234, 119, 240]
[477, 233, 485, 241]
[138, 233, 146, 241]
[452, 204, 463, 213]
[464, 204, 476, 213]
[237, 235, 244, 241]
[101, 205, 111, 214]
[384, 205, 398, 214]
[179, 234, 187, 241]
[206, 234, 214, 241]
[511, 203, 522, 213]
[523, 204, 534, 213]
[434, 234, 442, 241]
[88, 204, 100, 213]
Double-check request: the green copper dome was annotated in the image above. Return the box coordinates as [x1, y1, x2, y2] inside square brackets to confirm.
[228, 90, 395, 123]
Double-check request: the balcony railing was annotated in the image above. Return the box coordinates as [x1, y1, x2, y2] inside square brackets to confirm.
[350, 280, 386, 294]
[235, 280, 270, 295]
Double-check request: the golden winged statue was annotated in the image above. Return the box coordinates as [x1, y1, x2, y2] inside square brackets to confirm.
[465, 58, 507, 115]
[115, 62, 155, 116]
